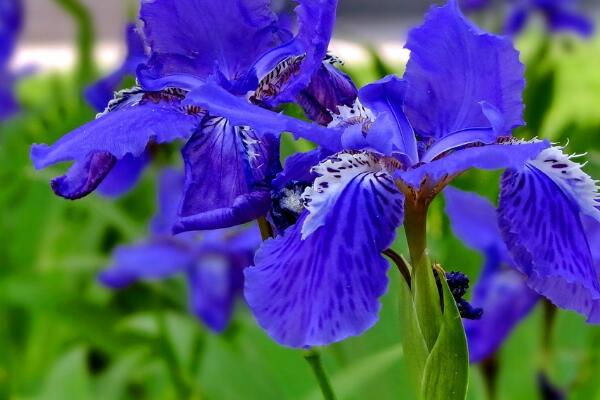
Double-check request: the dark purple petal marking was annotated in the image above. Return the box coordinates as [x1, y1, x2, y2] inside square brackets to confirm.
[404, 0, 525, 142]
[245, 151, 404, 348]
[50, 152, 117, 200]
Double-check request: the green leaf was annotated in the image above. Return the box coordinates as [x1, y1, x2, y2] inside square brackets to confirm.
[397, 273, 428, 394]
[413, 256, 442, 351]
[420, 269, 469, 400]
[35, 347, 91, 400]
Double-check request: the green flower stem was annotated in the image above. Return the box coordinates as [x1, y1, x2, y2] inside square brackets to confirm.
[155, 312, 202, 399]
[257, 216, 274, 240]
[53, 0, 96, 85]
[480, 356, 499, 400]
[404, 201, 442, 351]
[304, 349, 337, 400]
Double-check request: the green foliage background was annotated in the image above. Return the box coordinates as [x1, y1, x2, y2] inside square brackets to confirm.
[2, 12, 600, 400]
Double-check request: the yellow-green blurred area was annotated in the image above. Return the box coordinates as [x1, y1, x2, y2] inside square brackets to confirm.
[2, 13, 600, 400]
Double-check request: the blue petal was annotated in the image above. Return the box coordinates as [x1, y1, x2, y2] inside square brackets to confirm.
[185, 82, 344, 151]
[498, 159, 600, 322]
[138, 0, 280, 89]
[358, 75, 418, 163]
[465, 263, 540, 362]
[272, 147, 332, 189]
[186, 252, 245, 332]
[397, 139, 550, 189]
[504, 6, 531, 36]
[245, 151, 404, 347]
[403, 0, 525, 141]
[544, 4, 594, 37]
[0, 79, 19, 120]
[85, 24, 146, 111]
[0, 0, 22, 66]
[31, 92, 202, 199]
[296, 61, 358, 126]
[151, 168, 185, 236]
[173, 117, 280, 232]
[97, 152, 150, 198]
[444, 188, 541, 362]
[252, 0, 338, 105]
[444, 187, 509, 258]
[99, 238, 194, 288]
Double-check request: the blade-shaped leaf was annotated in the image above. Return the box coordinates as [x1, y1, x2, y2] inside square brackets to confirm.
[420, 269, 469, 400]
[398, 272, 428, 393]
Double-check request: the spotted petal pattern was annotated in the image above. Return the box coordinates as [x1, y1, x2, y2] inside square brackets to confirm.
[245, 151, 404, 348]
[498, 158, 600, 322]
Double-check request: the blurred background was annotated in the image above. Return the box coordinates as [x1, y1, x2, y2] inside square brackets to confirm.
[2, 0, 600, 399]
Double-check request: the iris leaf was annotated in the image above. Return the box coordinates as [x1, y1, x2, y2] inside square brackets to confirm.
[420, 269, 469, 400]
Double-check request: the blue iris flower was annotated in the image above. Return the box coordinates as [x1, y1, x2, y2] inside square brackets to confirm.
[0, 0, 22, 120]
[460, 0, 594, 36]
[186, 0, 600, 348]
[99, 168, 261, 332]
[504, 0, 594, 37]
[31, 0, 355, 233]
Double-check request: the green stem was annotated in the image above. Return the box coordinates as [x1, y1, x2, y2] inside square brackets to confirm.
[480, 355, 498, 400]
[257, 216, 274, 240]
[155, 312, 195, 399]
[53, 0, 96, 85]
[304, 349, 337, 400]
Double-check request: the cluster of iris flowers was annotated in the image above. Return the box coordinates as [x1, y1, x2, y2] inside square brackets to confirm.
[20, 0, 599, 397]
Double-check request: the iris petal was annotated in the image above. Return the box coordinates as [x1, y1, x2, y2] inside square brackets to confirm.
[404, 0, 525, 141]
[358, 75, 418, 163]
[465, 265, 540, 362]
[99, 238, 194, 288]
[397, 139, 549, 189]
[31, 93, 201, 199]
[444, 187, 539, 362]
[138, 0, 280, 89]
[498, 161, 600, 322]
[187, 253, 244, 332]
[245, 151, 404, 348]
[174, 116, 280, 232]
[185, 82, 344, 151]
[98, 152, 150, 198]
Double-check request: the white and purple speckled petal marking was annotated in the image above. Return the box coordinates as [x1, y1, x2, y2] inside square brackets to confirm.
[301, 151, 401, 239]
